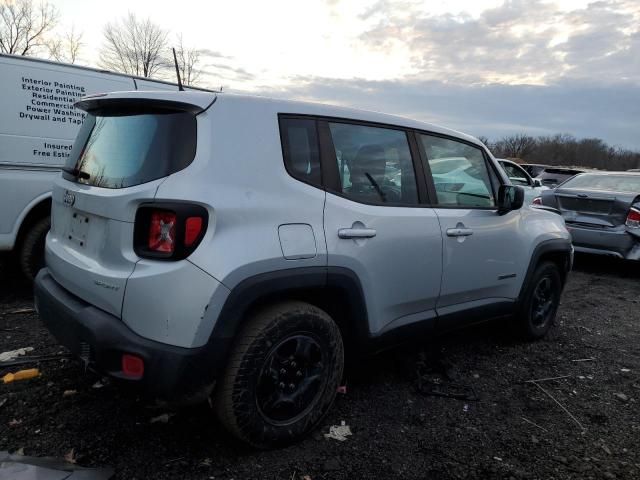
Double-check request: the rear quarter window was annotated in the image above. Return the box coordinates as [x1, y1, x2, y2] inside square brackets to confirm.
[279, 117, 322, 187]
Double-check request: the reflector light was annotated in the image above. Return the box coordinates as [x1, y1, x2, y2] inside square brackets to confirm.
[148, 211, 176, 253]
[121, 354, 144, 379]
[626, 207, 640, 228]
[184, 216, 203, 246]
[532, 197, 543, 205]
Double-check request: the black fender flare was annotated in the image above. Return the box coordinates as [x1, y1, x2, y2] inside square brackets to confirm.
[204, 266, 369, 374]
[517, 238, 573, 305]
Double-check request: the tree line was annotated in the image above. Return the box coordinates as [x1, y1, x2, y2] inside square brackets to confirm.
[479, 134, 640, 171]
[0, 0, 202, 85]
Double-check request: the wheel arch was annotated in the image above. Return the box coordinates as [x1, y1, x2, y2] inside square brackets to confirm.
[207, 266, 369, 359]
[518, 238, 573, 303]
[14, 194, 52, 249]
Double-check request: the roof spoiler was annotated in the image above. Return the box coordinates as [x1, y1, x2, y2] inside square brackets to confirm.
[75, 95, 210, 115]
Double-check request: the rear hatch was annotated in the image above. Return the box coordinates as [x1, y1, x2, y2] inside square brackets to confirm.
[46, 91, 214, 317]
[538, 168, 584, 188]
[551, 174, 640, 228]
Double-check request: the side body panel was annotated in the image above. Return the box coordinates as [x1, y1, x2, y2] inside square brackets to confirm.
[434, 207, 526, 308]
[323, 194, 443, 335]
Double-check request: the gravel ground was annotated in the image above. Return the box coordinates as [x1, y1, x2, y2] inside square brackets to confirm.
[0, 254, 639, 479]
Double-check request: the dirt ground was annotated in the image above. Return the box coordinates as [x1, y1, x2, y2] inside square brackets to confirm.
[0, 254, 639, 480]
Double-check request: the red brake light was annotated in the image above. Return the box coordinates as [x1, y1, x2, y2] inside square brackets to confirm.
[121, 354, 144, 379]
[532, 197, 543, 205]
[626, 207, 640, 228]
[135, 203, 208, 260]
[184, 216, 203, 246]
[148, 210, 177, 253]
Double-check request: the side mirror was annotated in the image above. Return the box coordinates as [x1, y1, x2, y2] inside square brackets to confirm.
[533, 179, 542, 187]
[497, 185, 525, 214]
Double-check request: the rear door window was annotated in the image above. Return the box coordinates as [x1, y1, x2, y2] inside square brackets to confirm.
[419, 134, 496, 208]
[328, 122, 419, 205]
[63, 108, 197, 189]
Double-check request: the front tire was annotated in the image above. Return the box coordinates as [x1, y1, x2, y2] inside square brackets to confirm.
[513, 261, 562, 340]
[215, 301, 344, 448]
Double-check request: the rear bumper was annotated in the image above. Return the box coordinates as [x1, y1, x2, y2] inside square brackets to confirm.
[566, 223, 640, 260]
[34, 268, 230, 402]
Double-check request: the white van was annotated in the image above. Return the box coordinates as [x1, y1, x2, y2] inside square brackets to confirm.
[0, 54, 207, 279]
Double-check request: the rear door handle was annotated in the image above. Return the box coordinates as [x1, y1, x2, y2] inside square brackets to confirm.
[446, 227, 473, 237]
[338, 228, 377, 239]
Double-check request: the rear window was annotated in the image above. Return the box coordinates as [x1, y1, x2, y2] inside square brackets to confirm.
[63, 108, 197, 189]
[562, 174, 640, 193]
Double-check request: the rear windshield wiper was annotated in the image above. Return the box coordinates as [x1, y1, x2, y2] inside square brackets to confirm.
[61, 167, 91, 180]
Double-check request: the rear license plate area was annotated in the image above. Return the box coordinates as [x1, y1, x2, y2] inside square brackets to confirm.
[67, 212, 90, 248]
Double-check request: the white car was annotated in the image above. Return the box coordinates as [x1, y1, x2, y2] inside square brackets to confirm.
[498, 159, 549, 204]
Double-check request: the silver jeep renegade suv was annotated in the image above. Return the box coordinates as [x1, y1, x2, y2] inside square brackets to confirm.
[34, 90, 572, 447]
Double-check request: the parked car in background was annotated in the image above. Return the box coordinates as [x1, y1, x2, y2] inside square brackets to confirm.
[498, 159, 548, 204]
[521, 163, 548, 178]
[0, 53, 205, 280]
[35, 90, 572, 447]
[537, 172, 640, 260]
[536, 167, 587, 188]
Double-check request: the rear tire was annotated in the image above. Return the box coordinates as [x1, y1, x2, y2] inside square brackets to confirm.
[18, 217, 50, 282]
[513, 261, 562, 340]
[215, 301, 344, 448]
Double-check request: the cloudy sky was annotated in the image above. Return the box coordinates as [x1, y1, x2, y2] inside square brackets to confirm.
[48, 0, 639, 149]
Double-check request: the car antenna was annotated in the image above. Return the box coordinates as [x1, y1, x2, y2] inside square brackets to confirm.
[172, 47, 184, 91]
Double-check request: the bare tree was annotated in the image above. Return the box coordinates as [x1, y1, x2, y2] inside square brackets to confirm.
[0, 0, 58, 55]
[99, 12, 168, 78]
[173, 34, 201, 86]
[495, 134, 537, 159]
[484, 132, 640, 171]
[47, 25, 82, 63]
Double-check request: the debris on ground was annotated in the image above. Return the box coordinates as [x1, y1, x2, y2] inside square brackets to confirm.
[5, 307, 35, 315]
[0, 353, 73, 369]
[0, 450, 113, 479]
[614, 392, 629, 402]
[324, 421, 352, 441]
[0, 347, 33, 362]
[64, 448, 78, 464]
[2, 368, 40, 384]
[415, 350, 479, 401]
[91, 379, 108, 389]
[63, 390, 77, 397]
[150, 413, 175, 424]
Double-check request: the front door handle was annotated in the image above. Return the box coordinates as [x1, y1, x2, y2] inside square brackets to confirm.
[338, 228, 377, 239]
[446, 227, 473, 237]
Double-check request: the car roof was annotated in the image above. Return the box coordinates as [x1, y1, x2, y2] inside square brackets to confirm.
[575, 171, 640, 176]
[75, 90, 485, 148]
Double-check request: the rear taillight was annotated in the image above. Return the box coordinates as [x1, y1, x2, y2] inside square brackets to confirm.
[626, 207, 640, 228]
[532, 197, 543, 205]
[148, 211, 177, 253]
[121, 354, 144, 379]
[185, 217, 204, 246]
[134, 203, 208, 260]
